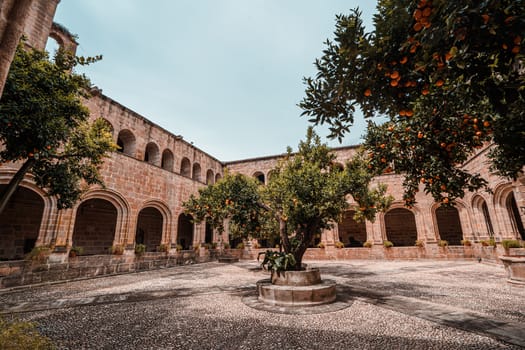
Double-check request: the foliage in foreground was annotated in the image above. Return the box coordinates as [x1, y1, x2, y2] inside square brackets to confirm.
[0, 316, 55, 350]
[300, 0, 524, 206]
[184, 128, 392, 268]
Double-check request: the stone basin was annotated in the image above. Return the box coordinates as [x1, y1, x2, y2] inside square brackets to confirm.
[500, 255, 525, 285]
[257, 268, 336, 306]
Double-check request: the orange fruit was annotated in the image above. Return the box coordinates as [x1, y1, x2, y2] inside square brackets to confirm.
[390, 71, 400, 79]
[422, 7, 432, 17]
[512, 46, 520, 54]
[422, 88, 429, 95]
[413, 22, 423, 32]
[483, 121, 490, 127]
[435, 79, 444, 87]
[502, 43, 508, 50]
[417, 132, 424, 139]
[390, 80, 399, 87]
[481, 14, 489, 24]
[380, 143, 386, 149]
[380, 157, 387, 163]
[399, 109, 407, 116]
[405, 110, 414, 117]
[442, 197, 449, 204]
[400, 56, 408, 64]
[364, 88, 372, 96]
[514, 36, 522, 45]
[440, 184, 447, 191]
[444, 51, 453, 61]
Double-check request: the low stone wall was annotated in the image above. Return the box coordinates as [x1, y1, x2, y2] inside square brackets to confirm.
[0, 250, 203, 289]
[2, 246, 523, 289]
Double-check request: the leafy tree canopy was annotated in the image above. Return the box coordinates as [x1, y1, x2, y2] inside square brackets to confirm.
[299, 0, 524, 205]
[0, 43, 116, 213]
[184, 128, 392, 267]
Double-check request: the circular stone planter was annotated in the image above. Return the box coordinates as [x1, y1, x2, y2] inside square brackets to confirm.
[257, 268, 336, 307]
[500, 255, 525, 285]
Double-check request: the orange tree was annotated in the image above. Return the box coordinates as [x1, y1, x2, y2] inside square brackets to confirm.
[299, 0, 524, 206]
[184, 128, 392, 268]
[0, 43, 115, 214]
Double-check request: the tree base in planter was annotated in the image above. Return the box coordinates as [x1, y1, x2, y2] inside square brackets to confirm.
[257, 268, 336, 306]
[500, 256, 525, 285]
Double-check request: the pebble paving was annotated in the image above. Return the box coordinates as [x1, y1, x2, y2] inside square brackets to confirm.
[1, 260, 524, 349]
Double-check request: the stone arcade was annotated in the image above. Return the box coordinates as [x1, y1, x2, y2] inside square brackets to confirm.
[0, 1, 524, 287]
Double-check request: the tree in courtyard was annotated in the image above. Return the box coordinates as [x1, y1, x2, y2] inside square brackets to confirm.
[0, 43, 116, 215]
[184, 128, 392, 268]
[299, 0, 524, 206]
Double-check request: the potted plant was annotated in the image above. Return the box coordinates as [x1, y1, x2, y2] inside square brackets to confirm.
[363, 241, 373, 248]
[157, 243, 169, 253]
[69, 246, 84, 258]
[414, 240, 424, 248]
[134, 243, 146, 256]
[461, 239, 472, 246]
[383, 240, 394, 248]
[438, 240, 449, 248]
[109, 244, 124, 255]
[334, 241, 344, 249]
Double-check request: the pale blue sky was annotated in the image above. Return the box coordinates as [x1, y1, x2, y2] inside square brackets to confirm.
[53, 1, 377, 161]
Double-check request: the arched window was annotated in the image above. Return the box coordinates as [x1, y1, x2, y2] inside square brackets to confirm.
[215, 173, 222, 183]
[177, 214, 194, 250]
[73, 198, 117, 255]
[0, 186, 44, 260]
[116, 129, 136, 157]
[180, 158, 191, 177]
[253, 171, 265, 184]
[136, 207, 163, 252]
[161, 149, 174, 171]
[338, 210, 367, 247]
[144, 142, 160, 166]
[384, 208, 417, 246]
[435, 206, 463, 245]
[206, 169, 214, 185]
[506, 192, 525, 239]
[192, 163, 201, 182]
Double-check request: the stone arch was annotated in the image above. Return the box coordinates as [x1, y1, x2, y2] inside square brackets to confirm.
[434, 205, 463, 245]
[0, 171, 58, 255]
[144, 142, 160, 166]
[338, 210, 367, 247]
[384, 208, 418, 246]
[48, 22, 78, 54]
[72, 198, 118, 255]
[192, 163, 202, 182]
[215, 173, 222, 182]
[0, 185, 45, 260]
[161, 149, 174, 171]
[253, 171, 265, 184]
[206, 169, 214, 185]
[180, 157, 191, 177]
[116, 129, 136, 157]
[472, 195, 494, 239]
[493, 183, 525, 240]
[177, 213, 194, 250]
[136, 207, 163, 252]
[205, 219, 213, 244]
[138, 200, 172, 246]
[68, 189, 130, 249]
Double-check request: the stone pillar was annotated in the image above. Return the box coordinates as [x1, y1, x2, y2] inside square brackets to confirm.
[0, 0, 34, 97]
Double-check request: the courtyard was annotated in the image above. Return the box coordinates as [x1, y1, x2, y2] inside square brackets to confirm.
[1, 259, 524, 349]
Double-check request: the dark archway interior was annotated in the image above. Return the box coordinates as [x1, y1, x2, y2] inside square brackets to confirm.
[136, 207, 163, 251]
[338, 210, 367, 247]
[177, 214, 194, 250]
[436, 206, 463, 245]
[384, 208, 418, 246]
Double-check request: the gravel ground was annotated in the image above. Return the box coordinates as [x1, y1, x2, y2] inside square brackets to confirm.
[1, 260, 524, 349]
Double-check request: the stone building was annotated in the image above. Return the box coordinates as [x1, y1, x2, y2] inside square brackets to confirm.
[0, 3, 524, 263]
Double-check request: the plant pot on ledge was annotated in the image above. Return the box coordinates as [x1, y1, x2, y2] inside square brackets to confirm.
[500, 255, 525, 285]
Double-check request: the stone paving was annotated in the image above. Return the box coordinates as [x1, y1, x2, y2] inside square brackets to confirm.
[1, 260, 524, 349]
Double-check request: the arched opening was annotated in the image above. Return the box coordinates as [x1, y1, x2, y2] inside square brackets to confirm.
[72, 198, 117, 255]
[435, 206, 463, 245]
[506, 192, 525, 239]
[180, 157, 191, 177]
[253, 171, 265, 184]
[215, 173, 222, 183]
[206, 169, 214, 185]
[384, 208, 417, 246]
[192, 163, 201, 182]
[135, 207, 163, 252]
[177, 214, 194, 250]
[96, 118, 114, 137]
[116, 129, 136, 157]
[332, 162, 344, 172]
[205, 220, 213, 244]
[161, 149, 174, 171]
[338, 210, 367, 247]
[144, 142, 160, 166]
[267, 170, 277, 183]
[0, 186, 44, 260]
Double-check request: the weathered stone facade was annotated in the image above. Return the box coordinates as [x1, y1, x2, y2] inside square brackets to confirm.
[0, 3, 524, 287]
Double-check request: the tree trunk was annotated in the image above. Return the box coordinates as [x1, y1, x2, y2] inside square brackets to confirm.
[0, 158, 35, 215]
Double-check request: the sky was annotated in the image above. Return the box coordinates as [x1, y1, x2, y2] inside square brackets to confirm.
[52, 1, 377, 161]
